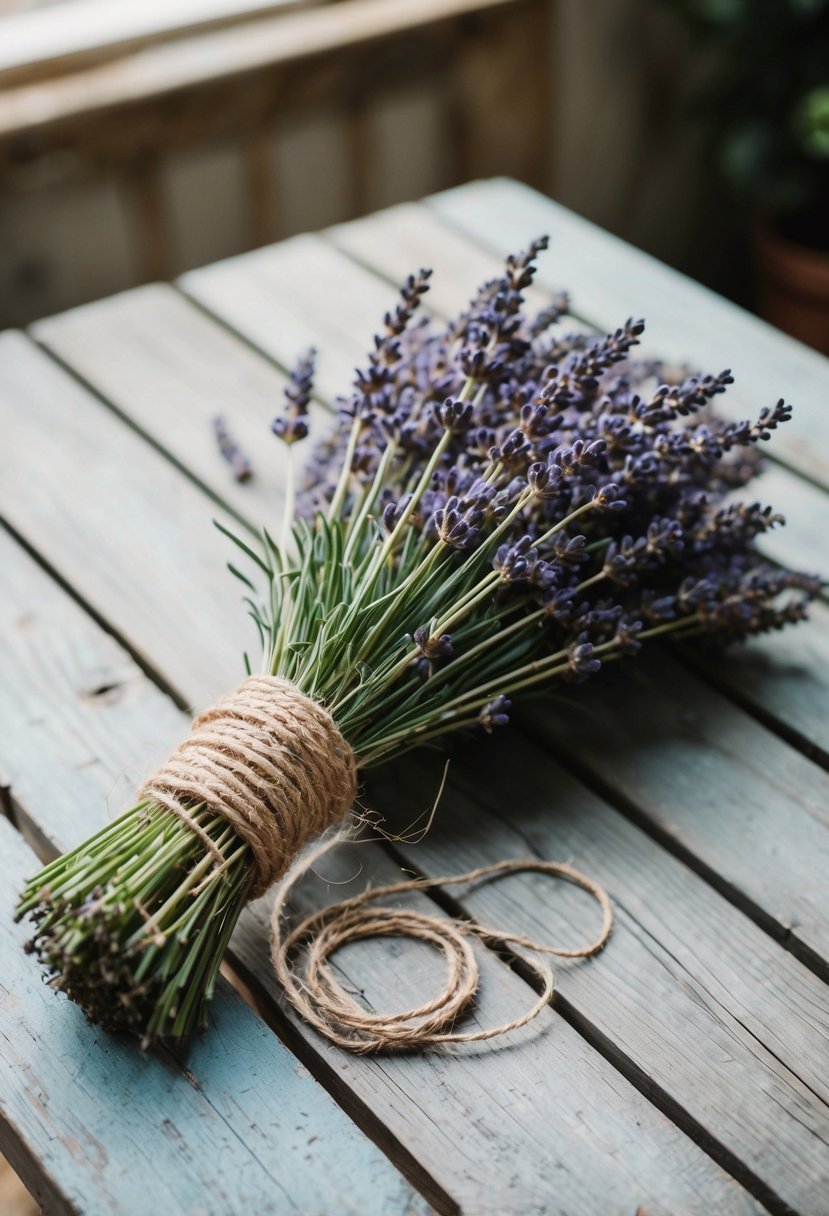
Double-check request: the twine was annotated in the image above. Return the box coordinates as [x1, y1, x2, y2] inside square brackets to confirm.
[271, 842, 613, 1052]
[142, 675, 613, 1051]
[141, 675, 357, 897]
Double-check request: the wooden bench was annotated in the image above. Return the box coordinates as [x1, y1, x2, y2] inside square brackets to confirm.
[1, 177, 828, 1215]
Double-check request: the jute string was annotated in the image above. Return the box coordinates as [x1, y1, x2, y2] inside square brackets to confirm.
[141, 675, 358, 897]
[142, 674, 613, 1052]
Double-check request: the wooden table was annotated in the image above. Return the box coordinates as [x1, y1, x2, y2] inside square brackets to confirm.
[1, 178, 828, 1216]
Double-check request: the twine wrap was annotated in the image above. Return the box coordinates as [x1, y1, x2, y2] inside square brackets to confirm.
[140, 675, 358, 897]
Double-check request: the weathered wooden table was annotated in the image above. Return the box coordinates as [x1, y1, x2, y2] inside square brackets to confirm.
[1, 178, 828, 1216]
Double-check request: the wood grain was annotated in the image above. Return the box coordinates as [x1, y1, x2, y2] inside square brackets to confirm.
[0, 513, 761, 1216]
[325, 198, 556, 319]
[0, 329, 244, 710]
[521, 647, 829, 973]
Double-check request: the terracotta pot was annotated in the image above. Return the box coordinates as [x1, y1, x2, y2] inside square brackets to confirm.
[755, 217, 829, 355]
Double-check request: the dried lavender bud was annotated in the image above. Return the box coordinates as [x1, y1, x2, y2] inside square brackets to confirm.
[494, 537, 541, 583]
[614, 616, 644, 655]
[213, 415, 253, 481]
[645, 369, 734, 420]
[434, 497, 481, 550]
[528, 458, 564, 499]
[479, 695, 511, 733]
[434, 397, 475, 432]
[414, 627, 454, 660]
[566, 635, 602, 682]
[592, 484, 627, 511]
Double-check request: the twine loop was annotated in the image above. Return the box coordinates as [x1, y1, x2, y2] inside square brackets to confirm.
[271, 847, 613, 1053]
[141, 675, 357, 896]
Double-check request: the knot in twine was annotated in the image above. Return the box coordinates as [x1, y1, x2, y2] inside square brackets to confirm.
[271, 846, 613, 1053]
[141, 675, 357, 897]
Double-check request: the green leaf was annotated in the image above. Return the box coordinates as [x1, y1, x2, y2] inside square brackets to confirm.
[214, 519, 272, 577]
[227, 562, 258, 592]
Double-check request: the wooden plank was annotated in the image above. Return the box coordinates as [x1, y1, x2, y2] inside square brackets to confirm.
[686, 598, 829, 768]
[0, 459, 760, 1215]
[0, 821, 424, 1214]
[0, 330, 243, 710]
[325, 199, 556, 318]
[428, 178, 829, 492]
[369, 735, 829, 1214]
[180, 231, 405, 403]
[520, 646, 829, 972]
[746, 461, 828, 580]
[31, 282, 327, 530]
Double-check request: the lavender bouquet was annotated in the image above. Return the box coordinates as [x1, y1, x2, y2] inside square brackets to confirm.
[17, 239, 819, 1048]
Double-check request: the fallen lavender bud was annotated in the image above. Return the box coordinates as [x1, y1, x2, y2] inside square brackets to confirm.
[213, 415, 253, 481]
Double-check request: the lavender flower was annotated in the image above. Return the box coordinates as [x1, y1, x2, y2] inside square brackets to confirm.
[273, 348, 316, 445]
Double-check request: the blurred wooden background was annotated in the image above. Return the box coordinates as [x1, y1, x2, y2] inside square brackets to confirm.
[0, 0, 723, 328]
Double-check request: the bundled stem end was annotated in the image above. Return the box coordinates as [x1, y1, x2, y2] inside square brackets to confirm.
[17, 801, 252, 1046]
[17, 673, 359, 1047]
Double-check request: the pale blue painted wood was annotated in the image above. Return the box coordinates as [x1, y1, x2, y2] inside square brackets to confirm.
[0, 818, 425, 1216]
